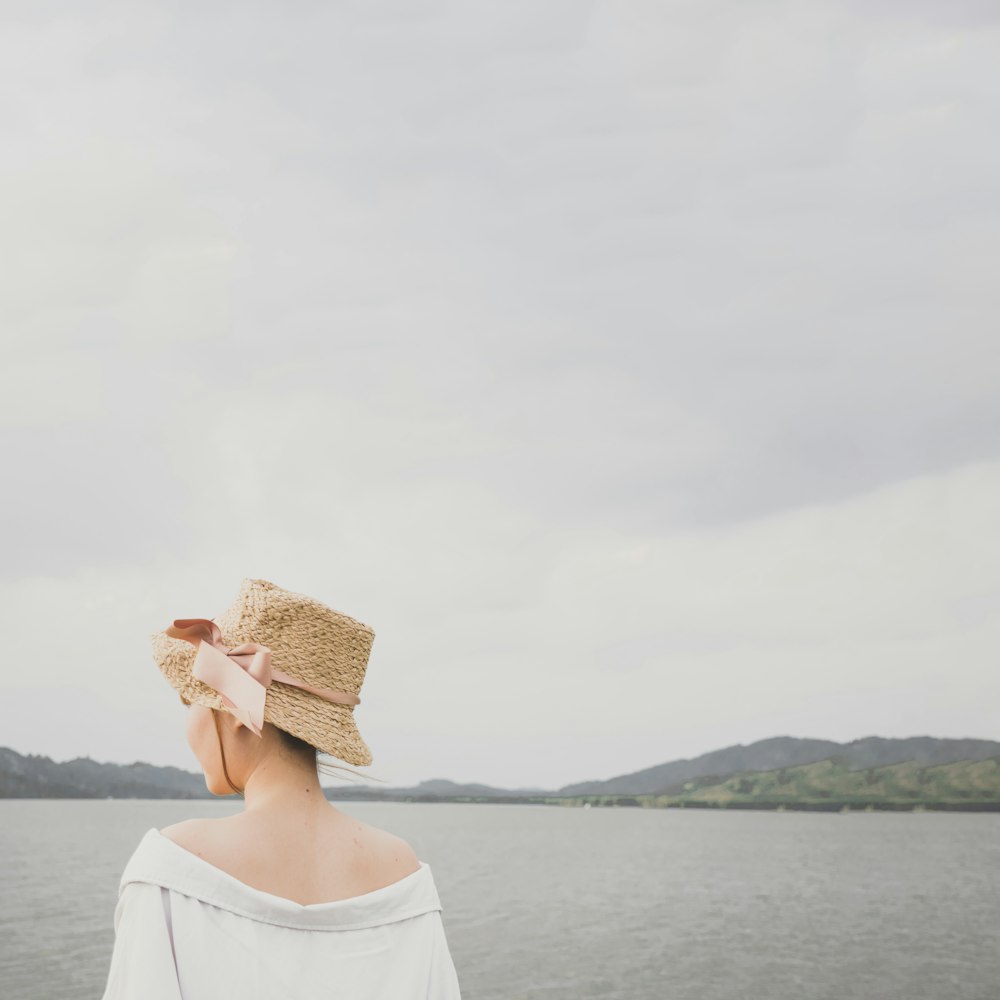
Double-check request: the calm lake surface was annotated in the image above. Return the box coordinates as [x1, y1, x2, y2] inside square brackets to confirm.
[1, 799, 998, 1000]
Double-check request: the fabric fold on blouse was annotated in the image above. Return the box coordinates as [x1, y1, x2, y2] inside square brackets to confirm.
[101, 827, 463, 1000]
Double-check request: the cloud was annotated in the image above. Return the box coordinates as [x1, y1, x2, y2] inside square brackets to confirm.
[1, 1, 997, 786]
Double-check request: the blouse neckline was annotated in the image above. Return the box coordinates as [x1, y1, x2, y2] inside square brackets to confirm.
[150, 827, 427, 908]
[117, 827, 443, 931]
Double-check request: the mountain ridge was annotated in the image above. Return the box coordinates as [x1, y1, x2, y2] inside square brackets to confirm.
[555, 735, 1000, 796]
[3, 735, 999, 800]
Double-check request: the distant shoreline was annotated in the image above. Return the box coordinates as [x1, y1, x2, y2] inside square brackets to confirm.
[5, 736, 999, 810]
[3, 792, 998, 812]
[327, 793, 1000, 812]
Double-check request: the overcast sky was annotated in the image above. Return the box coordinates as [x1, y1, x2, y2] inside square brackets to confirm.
[1, 1, 998, 791]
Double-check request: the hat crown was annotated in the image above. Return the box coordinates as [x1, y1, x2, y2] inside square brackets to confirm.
[216, 579, 375, 697]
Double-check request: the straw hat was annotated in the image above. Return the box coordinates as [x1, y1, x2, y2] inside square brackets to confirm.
[150, 578, 374, 766]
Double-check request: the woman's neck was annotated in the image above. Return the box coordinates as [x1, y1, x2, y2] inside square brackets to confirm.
[239, 753, 328, 817]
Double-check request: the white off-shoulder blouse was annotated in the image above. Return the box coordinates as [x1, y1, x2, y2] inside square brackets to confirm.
[101, 827, 463, 999]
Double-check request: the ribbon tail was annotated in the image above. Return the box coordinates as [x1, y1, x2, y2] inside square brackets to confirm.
[192, 641, 267, 737]
[167, 618, 223, 646]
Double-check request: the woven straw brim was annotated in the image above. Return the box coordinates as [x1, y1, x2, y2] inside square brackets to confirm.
[151, 631, 373, 766]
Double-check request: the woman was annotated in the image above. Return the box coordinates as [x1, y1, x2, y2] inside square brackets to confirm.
[101, 577, 463, 1000]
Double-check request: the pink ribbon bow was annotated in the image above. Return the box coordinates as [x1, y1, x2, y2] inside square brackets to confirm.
[165, 618, 360, 737]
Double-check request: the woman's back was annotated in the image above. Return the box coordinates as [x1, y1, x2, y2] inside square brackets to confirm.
[159, 807, 422, 906]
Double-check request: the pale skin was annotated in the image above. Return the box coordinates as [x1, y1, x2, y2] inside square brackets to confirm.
[159, 698, 421, 906]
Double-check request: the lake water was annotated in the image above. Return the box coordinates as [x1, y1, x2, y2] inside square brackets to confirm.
[1, 799, 998, 999]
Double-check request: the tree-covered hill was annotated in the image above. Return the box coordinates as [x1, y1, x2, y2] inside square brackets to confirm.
[556, 735, 1000, 796]
[553, 755, 1000, 811]
[0, 747, 211, 799]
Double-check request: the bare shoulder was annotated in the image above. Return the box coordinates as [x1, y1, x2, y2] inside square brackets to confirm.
[354, 818, 421, 873]
[157, 817, 268, 887]
[158, 817, 221, 855]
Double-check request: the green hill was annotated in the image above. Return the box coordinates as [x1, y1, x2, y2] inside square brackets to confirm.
[554, 755, 1000, 811]
[557, 736, 1000, 796]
